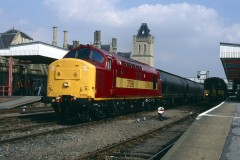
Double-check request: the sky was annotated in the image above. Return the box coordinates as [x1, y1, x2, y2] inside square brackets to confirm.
[1, 0, 240, 78]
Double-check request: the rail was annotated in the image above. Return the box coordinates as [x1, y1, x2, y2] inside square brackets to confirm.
[0, 86, 9, 96]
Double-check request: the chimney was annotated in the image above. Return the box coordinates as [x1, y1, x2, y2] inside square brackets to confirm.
[52, 26, 57, 46]
[112, 38, 117, 53]
[73, 40, 80, 48]
[63, 30, 68, 49]
[93, 30, 101, 49]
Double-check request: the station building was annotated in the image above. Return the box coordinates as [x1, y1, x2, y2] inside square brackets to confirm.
[0, 28, 68, 96]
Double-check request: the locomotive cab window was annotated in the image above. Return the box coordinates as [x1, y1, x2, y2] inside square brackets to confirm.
[90, 50, 104, 63]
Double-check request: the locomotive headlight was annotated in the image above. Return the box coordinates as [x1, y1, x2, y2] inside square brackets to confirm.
[205, 93, 208, 96]
[48, 85, 53, 90]
[56, 96, 62, 102]
[63, 82, 69, 87]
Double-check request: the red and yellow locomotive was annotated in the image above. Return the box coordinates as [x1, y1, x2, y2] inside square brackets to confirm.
[47, 45, 162, 121]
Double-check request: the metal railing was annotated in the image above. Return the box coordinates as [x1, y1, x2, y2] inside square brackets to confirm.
[0, 86, 9, 96]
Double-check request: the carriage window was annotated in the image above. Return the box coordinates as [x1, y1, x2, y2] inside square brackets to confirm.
[107, 59, 112, 70]
[90, 50, 104, 63]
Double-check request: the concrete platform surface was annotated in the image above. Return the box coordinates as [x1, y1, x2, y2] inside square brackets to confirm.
[0, 96, 41, 109]
[162, 98, 240, 160]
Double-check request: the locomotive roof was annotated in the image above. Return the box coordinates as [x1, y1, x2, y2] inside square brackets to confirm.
[96, 45, 157, 72]
[77, 44, 157, 73]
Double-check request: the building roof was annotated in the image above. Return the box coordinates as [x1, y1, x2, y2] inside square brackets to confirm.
[0, 41, 68, 64]
[4, 28, 33, 40]
[137, 23, 151, 38]
[117, 52, 131, 58]
[220, 42, 240, 83]
[0, 28, 33, 49]
[101, 44, 110, 51]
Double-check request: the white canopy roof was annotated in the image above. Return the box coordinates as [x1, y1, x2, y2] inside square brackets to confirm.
[0, 41, 68, 64]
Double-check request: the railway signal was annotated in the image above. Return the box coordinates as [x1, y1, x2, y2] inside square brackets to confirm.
[158, 107, 165, 121]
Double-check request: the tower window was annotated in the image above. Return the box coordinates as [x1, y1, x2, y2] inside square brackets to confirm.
[144, 44, 146, 54]
[138, 45, 141, 53]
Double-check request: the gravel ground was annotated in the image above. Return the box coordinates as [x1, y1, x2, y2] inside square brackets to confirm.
[0, 105, 199, 160]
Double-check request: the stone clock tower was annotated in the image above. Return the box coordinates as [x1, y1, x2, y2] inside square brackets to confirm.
[132, 23, 154, 67]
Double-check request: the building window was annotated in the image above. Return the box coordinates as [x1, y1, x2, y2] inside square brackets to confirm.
[144, 44, 146, 54]
[138, 45, 141, 53]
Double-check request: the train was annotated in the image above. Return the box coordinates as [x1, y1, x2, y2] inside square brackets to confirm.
[47, 44, 203, 121]
[159, 69, 203, 103]
[204, 77, 227, 101]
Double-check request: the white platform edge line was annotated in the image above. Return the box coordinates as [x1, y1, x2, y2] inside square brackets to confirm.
[196, 101, 225, 120]
[202, 114, 240, 119]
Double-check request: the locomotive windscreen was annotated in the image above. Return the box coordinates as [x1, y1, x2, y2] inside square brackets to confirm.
[63, 47, 104, 64]
[64, 48, 90, 59]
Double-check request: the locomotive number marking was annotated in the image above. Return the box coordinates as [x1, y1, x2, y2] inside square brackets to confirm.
[127, 79, 135, 88]
[145, 82, 153, 89]
[79, 94, 88, 97]
[116, 77, 154, 90]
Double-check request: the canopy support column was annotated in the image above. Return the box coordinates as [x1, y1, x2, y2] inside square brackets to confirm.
[8, 56, 13, 96]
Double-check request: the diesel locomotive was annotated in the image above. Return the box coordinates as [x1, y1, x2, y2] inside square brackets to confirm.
[204, 77, 227, 101]
[47, 44, 203, 121]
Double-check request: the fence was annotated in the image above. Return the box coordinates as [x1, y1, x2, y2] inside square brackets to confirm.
[0, 86, 9, 96]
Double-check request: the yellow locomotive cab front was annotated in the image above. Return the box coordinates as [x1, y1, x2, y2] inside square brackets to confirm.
[47, 58, 96, 100]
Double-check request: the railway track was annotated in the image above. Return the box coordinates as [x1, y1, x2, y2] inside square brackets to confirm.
[0, 101, 220, 159]
[76, 111, 197, 160]
[0, 111, 58, 144]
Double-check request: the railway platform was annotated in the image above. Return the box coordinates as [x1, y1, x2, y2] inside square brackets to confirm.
[162, 97, 240, 160]
[0, 96, 41, 109]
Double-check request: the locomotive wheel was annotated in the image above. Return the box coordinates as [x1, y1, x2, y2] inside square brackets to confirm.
[77, 107, 91, 123]
[90, 104, 105, 120]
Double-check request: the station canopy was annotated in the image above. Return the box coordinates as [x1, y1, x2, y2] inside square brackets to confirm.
[220, 42, 240, 83]
[0, 41, 68, 64]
